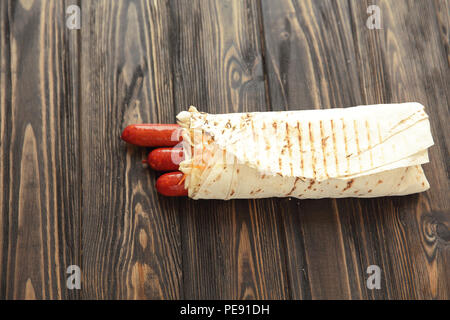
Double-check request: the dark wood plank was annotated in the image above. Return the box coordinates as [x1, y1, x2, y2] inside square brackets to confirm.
[79, 0, 182, 299]
[434, 0, 449, 67]
[262, 0, 449, 299]
[0, 0, 80, 299]
[2, 0, 446, 300]
[171, 0, 289, 299]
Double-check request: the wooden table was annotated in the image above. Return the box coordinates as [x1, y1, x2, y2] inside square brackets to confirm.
[0, 0, 448, 300]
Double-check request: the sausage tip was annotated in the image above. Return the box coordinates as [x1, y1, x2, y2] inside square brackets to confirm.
[148, 147, 183, 171]
[156, 171, 188, 196]
[120, 125, 132, 143]
[120, 124, 182, 147]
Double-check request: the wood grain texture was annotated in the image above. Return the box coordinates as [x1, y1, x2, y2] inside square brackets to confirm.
[79, 0, 182, 299]
[261, 0, 449, 299]
[0, 0, 80, 299]
[170, 0, 289, 299]
[1, 0, 448, 300]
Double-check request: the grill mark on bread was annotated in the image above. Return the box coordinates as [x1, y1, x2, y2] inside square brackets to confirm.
[273, 121, 280, 171]
[366, 120, 374, 168]
[263, 121, 271, 151]
[320, 120, 329, 178]
[296, 121, 304, 176]
[201, 129, 205, 164]
[389, 110, 422, 133]
[224, 157, 238, 199]
[331, 120, 339, 175]
[342, 119, 350, 173]
[222, 149, 227, 170]
[308, 122, 317, 178]
[287, 177, 300, 196]
[354, 119, 362, 171]
[285, 122, 293, 176]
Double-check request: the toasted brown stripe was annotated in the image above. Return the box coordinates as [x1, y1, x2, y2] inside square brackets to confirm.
[320, 120, 329, 178]
[285, 123, 293, 176]
[342, 119, 350, 173]
[287, 177, 300, 196]
[331, 120, 339, 175]
[366, 120, 374, 168]
[296, 121, 304, 175]
[353, 119, 362, 171]
[263, 121, 271, 151]
[390, 109, 421, 130]
[201, 129, 205, 164]
[309, 122, 316, 178]
[251, 119, 256, 142]
[222, 149, 227, 169]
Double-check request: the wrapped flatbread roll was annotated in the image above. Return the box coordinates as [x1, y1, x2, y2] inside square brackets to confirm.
[176, 103, 434, 200]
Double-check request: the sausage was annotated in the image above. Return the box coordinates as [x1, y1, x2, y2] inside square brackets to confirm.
[144, 147, 184, 171]
[121, 124, 182, 147]
[155, 171, 188, 196]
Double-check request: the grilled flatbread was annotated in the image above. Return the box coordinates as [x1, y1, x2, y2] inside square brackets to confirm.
[177, 103, 433, 200]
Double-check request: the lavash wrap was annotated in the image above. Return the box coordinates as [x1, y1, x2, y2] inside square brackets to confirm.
[176, 103, 434, 200]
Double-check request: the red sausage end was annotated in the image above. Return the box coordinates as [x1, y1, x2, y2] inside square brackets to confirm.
[121, 124, 182, 147]
[148, 147, 184, 171]
[156, 172, 188, 197]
